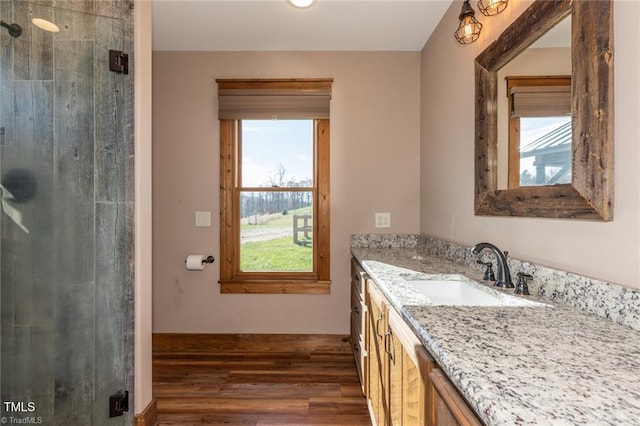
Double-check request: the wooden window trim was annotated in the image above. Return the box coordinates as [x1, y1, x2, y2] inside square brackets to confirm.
[219, 119, 331, 294]
[506, 75, 570, 189]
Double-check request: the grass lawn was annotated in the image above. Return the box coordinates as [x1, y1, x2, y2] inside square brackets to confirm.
[240, 236, 312, 271]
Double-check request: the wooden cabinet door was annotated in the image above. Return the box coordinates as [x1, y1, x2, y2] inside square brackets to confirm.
[388, 304, 435, 426]
[367, 281, 389, 426]
[387, 321, 403, 425]
[402, 344, 433, 425]
[429, 369, 482, 426]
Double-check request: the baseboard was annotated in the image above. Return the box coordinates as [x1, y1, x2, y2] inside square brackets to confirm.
[153, 333, 352, 353]
[135, 399, 157, 426]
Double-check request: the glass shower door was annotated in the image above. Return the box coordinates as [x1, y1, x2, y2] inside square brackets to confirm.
[1, 2, 133, 425]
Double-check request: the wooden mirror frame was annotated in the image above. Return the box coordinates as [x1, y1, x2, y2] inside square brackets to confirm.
[474, 0, 613, 220]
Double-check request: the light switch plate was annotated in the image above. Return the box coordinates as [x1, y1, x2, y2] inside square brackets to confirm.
[375, 212, 391, 228]
[195, 211, 211, 227]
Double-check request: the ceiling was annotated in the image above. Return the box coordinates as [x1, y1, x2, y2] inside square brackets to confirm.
[152, 0, 454, 51]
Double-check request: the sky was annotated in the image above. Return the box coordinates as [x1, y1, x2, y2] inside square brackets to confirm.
[520, 116, 570, 146]
[519, 116, 571, 180]
[241, 120, 313, 187]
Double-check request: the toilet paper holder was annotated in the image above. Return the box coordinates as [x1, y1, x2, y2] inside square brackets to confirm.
[185, 254, 216, 271]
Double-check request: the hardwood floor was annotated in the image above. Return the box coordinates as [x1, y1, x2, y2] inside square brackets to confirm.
[153, 334, 372, 425]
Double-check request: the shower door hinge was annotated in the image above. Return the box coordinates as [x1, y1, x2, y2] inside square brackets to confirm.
[109, 50, 129, 75]
[109, 390, 129, 417]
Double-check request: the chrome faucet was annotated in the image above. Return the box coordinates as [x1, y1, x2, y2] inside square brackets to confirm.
[471, 242, 514, 288]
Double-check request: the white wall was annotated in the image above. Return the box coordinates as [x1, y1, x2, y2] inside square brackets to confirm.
[152, 52, 421, 333]
[134, 0, 153, 415]
[420, 0, 640, 289]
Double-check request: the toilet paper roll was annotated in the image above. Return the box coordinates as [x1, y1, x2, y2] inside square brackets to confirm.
[185, 254, 206, 271]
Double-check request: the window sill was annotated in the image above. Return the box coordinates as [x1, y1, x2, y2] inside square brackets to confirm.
[219, 280, 331, 294]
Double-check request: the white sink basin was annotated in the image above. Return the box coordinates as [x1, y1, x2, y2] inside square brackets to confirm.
[407, 279, 549, 307]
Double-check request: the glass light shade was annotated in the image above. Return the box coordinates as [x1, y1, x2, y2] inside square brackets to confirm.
[478, 0, 508, 16]
[454, 1, 483, 45]
[289, 0, 315, 8]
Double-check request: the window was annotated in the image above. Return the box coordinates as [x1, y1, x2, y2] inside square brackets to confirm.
[506, 76, 571, 188]
[216, 79, 332, 294]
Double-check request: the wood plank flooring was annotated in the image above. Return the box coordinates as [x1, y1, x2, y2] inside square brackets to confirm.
[153, 334, 372, 425]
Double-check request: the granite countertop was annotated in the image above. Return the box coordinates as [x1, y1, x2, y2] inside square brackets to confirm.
[351, 246, 640, 426]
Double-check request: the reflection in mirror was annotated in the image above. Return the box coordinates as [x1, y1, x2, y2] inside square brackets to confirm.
[496, 16, 571, 189]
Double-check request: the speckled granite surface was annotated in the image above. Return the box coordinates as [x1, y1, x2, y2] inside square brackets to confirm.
[350, 235, 640, 425]
[351, 234, 640, 332]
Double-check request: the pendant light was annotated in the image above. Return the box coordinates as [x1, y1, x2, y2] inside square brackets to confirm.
[477, 0, 508, 16]
[454, 0, 483, 45]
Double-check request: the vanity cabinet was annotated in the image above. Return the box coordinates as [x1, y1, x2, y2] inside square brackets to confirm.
[366, 277, 435, 425]
[350, 258, 368, 394]
[355, 257, 482, 426]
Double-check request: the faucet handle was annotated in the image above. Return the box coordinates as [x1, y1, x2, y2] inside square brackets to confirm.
[515, 272, 533, 295]
[476, 260, 495, 281]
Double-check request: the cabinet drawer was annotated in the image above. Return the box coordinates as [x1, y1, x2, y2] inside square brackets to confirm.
[351, 278, 364, 305]
[351, 258, 366, 295]
[351, 285, 364, 335]
[351, 322, 367, 393]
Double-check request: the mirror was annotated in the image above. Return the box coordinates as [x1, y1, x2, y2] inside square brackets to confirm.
[474, 0, 613, 220]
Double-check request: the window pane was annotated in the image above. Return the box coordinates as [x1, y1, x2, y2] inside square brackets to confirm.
[241, 120, 313, 188]
[240, 191, 313, 272]
[519, 117, 571, 186]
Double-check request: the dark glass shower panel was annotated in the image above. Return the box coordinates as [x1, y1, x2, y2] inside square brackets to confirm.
[0, 2, 134, 425]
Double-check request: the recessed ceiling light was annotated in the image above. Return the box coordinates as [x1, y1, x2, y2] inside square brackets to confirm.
[289, 0, 315, 8]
